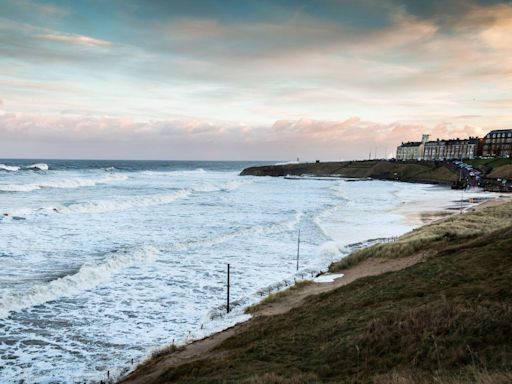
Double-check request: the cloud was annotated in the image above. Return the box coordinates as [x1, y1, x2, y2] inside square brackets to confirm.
[35, 33, 112, 47]
[0, 0, 511, 144]
[0, 113, 489, 160]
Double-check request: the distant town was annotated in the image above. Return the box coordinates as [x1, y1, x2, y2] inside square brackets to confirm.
[396, 129, 512, 161]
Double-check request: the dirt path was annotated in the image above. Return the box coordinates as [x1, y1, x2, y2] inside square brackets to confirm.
[119, 253, 424, 384]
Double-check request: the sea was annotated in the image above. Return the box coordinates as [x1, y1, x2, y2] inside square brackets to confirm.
[0, 159, 496, 383]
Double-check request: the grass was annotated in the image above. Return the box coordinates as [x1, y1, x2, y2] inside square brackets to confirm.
[129, 202, 512, 383]
[329, 201, 512, 272]
[155, 227, 512, 383]
[150, 343, 180, 360]
[466, 158, 512, 170]
[372, 369, 512, 384]
[466, 158, 512, 179]
[241, 160, 458, 184]
[245, 280, 313, 314]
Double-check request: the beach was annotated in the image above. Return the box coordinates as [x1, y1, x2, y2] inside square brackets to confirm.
[0, 160, 503, 382]
[119, 197, 512, 384]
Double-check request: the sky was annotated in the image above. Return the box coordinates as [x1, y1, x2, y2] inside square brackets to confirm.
[0, 0, 511, 160]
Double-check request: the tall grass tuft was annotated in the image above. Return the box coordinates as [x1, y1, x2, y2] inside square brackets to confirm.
[330, 202, 512, 272]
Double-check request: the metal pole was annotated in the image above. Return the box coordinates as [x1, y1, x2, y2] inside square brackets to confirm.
[296, 230, 300, 271]
[460, 187, 464, 214]
[460, 170, 464, 214]
[227, 263, 230, 313]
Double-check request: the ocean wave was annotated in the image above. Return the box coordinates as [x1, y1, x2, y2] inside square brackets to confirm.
[175, 210, 302, 251]
[24, 163, 49, 171]
[9, 179, 251, 216]
[0, 246, 159, 319]
[139, 168, 207, 177]
[274, 161, 299, 165]
[0, 174, 128, 193]
[60, 180, 250, 214]
[61, 189, 192, 214]
[0, 164, 21, 172]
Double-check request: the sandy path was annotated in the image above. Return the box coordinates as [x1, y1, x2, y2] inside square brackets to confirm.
[119, 253, 424, 384]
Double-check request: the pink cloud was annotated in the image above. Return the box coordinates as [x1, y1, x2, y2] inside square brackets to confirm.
[35, 33, 111, 47]
[0, 113, 493, 160]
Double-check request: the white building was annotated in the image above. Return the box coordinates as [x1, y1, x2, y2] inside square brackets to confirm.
[423, 137, 480, 160]
[396, 134, 429, 161]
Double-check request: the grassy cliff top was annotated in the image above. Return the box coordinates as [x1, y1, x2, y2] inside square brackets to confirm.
[241, 158, 512, 184]
[240, 160, 458, 185]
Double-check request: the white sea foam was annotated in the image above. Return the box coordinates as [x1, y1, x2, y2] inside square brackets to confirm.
[81, 178, 250, 212]
[62, 189, 192, 214]
[313, 273, 344, 283]
[3, 167, 495, 383]
[175, 210, 303, 251]
[0, 174, 128, 192]
[275, 161, 298, 165]
[139, 168, 207, 177]
[25, 163, 49, 171]
[0, 164, 20, 172]
[0, 246, 159, 319]
[10, 179, 251, 216]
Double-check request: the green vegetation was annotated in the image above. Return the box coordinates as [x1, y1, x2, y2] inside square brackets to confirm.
[330, 202, 512, 272]
[241, 160, 458, 184]
[466, 157, 512, 170]
[133, 202, 512, 383]
[150, 343, 181, 360]
[241, 158, 512, 185]
[466, 158, 512, 179]
[245, 280, 313, 314]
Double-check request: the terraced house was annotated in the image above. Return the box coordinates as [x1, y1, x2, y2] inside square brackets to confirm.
[396, 134, 429, 160]
[482, 129, 512, 157]
[423, 137, 480, 161]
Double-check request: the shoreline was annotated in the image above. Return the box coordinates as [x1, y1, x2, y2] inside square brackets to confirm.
[240, 159, 512, 192]
[118, 195, 510, 384]
[119, 253, 425, 384]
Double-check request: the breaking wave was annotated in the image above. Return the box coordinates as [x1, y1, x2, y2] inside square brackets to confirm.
[0, 174, 128, 192]
[0, 164, 20, 172]
[61, 189, 192, 214]
[25, 163, 49, 171]
[175, 210, 303, 251]
[139, 168, 207, 177]
[64, 179, 250, 214]
[9, 179, 251, 216]
[0, 246, 159, 319]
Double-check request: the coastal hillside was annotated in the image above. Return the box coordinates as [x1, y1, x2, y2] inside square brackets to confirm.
[240, 160, 458, 184]
[466, 158, 512, 179]
[121, 201, 512, 384]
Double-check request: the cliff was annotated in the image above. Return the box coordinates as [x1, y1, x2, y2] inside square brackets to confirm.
[240, 160, 458, 185]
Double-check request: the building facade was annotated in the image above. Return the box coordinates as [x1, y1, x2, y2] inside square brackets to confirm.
[482, 129, 512, 157]
[423, 137, 480, 161]
[396, 134, 429, 160]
